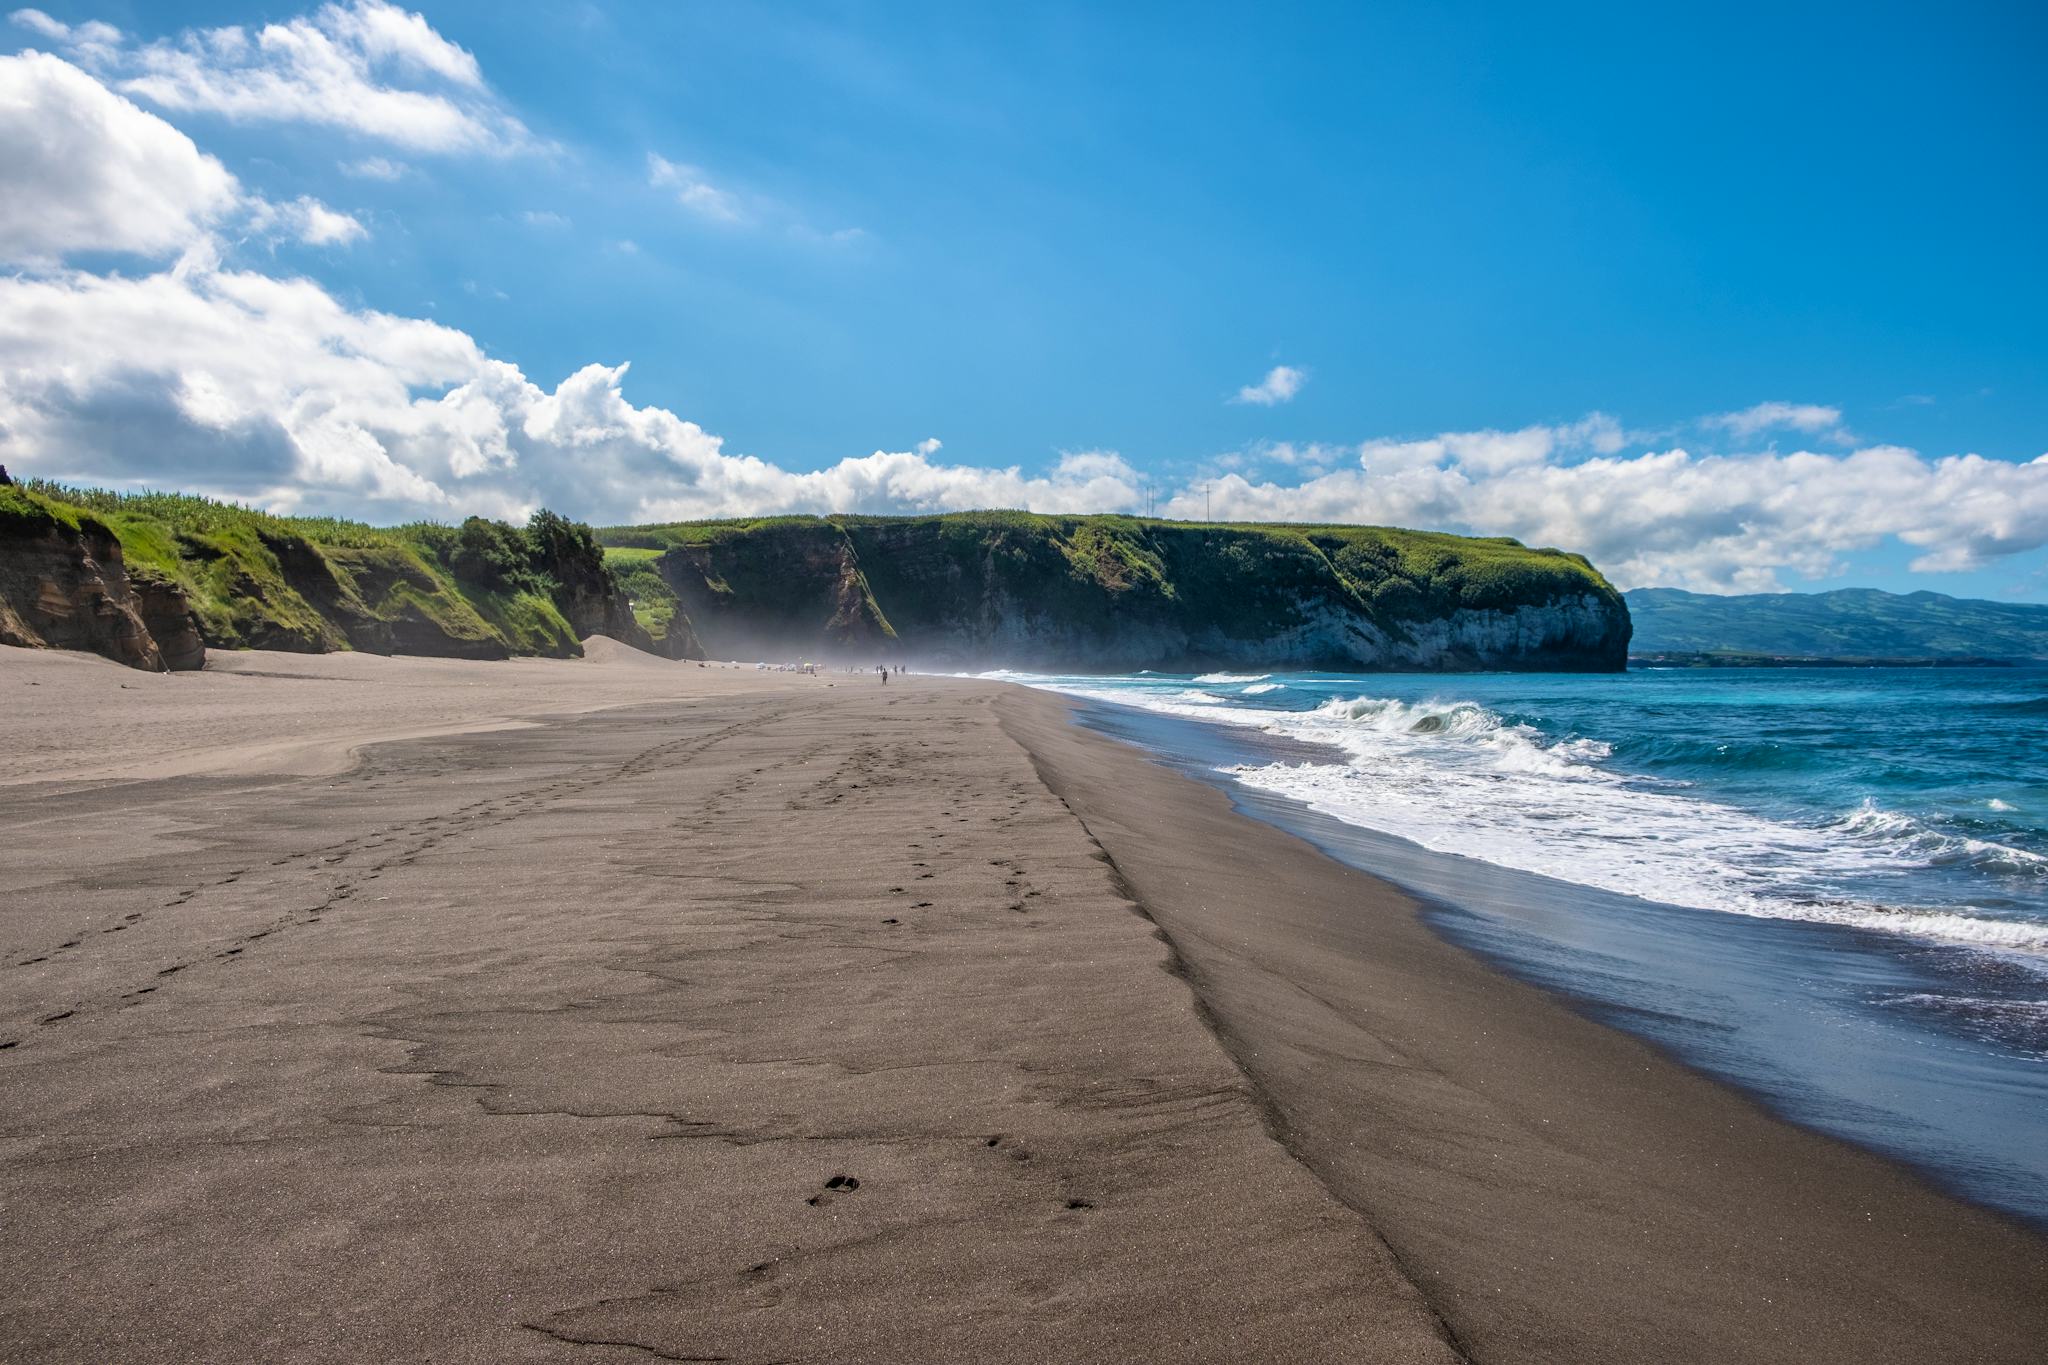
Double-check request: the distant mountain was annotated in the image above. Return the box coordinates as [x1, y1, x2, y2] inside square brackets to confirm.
[1626, 587, 2048, 660]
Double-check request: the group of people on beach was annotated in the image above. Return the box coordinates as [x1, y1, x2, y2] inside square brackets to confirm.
[754, 661, 916, 682]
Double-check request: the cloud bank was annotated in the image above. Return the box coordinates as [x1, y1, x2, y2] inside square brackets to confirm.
[0, 55, 1140, 526]
[1170, 423, 2048, 591]
[2, 21, 2045, 597]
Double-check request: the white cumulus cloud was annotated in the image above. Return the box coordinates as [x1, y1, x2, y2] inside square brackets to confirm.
[292, 196, 367, 245]
[8, 7, 67, 39]
[19, 0, 534, 154]
[1233, 364, 1307, 406]
[0, 246, 1142, 524]
[1167, 425, 2048, 591]
[8, 7, 121, 61]
[0, 52, 364, 264]
[0, 50, 240, 264]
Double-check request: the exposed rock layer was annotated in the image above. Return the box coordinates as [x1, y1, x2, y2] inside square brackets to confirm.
[0, 520, 201, 671]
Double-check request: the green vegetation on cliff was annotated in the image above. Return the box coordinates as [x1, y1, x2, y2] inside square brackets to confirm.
[3, 488, 1628, 672]
[4, 482, 643, 663]
[600, 512, 1628, 670]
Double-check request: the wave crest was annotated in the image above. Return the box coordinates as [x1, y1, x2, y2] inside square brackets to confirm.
[1830, 799, 2048, 878]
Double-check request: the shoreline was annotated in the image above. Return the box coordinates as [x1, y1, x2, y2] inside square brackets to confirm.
[1046, 685, 2048, 1231]
[3, 646, 2042, 1361]
[1001, 686, 2048, 1364]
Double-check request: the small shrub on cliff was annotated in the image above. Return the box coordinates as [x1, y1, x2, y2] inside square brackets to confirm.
[448, 516, 545, 594]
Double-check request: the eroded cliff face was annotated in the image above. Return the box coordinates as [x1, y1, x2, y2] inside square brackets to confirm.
[3, 487, 648, 671]
[0, 520, 204, 671]
[631, 517, 1631, 671]
[655, 524, 891, 661]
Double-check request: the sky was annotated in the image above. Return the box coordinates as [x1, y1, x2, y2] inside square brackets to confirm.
[1, 0, 2044, 598]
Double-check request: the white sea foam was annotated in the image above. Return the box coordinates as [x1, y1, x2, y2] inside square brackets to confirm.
[1020, 676, 2048, 965]
[1194, 672, 1269, 683]
[1830, 799, 2048, 877]
[1243, 682, 1286, 695]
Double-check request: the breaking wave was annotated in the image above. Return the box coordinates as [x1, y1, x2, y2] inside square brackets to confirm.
[1022, 676, 2048, 969]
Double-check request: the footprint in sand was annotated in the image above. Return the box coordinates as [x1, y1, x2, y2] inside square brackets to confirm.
[805, 1173, 861, 1206]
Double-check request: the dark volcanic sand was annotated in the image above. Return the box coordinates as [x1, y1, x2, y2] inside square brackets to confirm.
[2, 644, 2043, 1362]
[1, 648, 1449, 1363]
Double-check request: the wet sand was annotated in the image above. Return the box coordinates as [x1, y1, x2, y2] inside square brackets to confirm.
[2, 642, 2043, 1362]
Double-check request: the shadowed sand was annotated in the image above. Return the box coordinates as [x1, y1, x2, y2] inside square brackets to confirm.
[2, 642, 2043, 1362]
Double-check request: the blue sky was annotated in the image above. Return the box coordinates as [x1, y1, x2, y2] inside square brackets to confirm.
[2, 1, 2044, 597]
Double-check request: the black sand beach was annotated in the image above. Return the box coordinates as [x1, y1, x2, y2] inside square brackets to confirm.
[3, 646, 2043, 1362]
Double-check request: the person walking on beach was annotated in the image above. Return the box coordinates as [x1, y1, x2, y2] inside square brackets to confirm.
[880, 666, 890, 684]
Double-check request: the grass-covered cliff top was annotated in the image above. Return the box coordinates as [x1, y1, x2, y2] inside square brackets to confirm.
[598, 510, 1619, 620]
[4, 485, 1623, 668]
[4, 481, 611, 657]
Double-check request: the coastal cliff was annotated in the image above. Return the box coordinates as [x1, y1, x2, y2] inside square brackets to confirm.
[2, 487, 1628, 673]
[0, 490, 206, 672]
[0, 483, 647, 671]
[602, 513, 1631, 671]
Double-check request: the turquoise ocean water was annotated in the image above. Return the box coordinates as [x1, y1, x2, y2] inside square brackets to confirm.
[989, 665, 2048, 1225]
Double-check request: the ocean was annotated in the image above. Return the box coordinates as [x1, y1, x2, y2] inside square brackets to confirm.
[986, 665, 2048, 1226]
